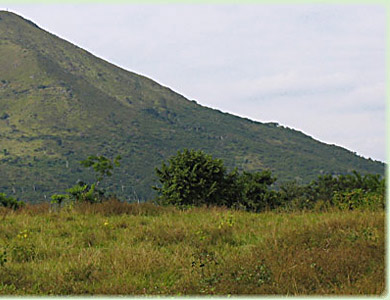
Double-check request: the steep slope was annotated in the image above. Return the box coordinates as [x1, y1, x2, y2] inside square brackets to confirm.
[0, 11, 384, 202]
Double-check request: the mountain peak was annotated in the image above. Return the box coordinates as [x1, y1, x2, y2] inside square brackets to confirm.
[0, 10, 39, 27]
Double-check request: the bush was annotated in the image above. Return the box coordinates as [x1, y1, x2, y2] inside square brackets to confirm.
[66, 182, 103, 203]
[237, 171, 279, 212]
[0, 193, 25, 210]
[51, 194, 67, 206]
[332, 188, 385, 211]
[278, 171, 385, 211]
[153, 149, 277, 211]
[153, 149, 227, 206]
[50, 154, 121, 206]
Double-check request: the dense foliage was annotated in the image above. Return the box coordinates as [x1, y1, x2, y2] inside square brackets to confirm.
[153, 149, 279, 211]
[153, 149, 227, 206]
[232, 170, 279, 212]
[154, 150, 385, 212]
[279, 171, 385, 211]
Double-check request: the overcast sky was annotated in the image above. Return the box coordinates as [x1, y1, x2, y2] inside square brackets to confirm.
[1, 4, 387, 162]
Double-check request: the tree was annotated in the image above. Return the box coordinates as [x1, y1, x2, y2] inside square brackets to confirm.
[51, 154, 122, 205]
[80, 155, 122, 184]
[153, 149, 278, 211]
[153, 149, 227, 206]
[277, 171, 385, 211]
[237, 170, 278, 212]
[50, 194, 67, 206]
[0, 193, 25, 210]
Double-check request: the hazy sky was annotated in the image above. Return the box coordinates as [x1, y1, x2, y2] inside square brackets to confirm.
[1, 4, 387, 162]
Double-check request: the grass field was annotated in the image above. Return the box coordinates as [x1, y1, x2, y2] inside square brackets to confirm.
[0, 201, 385, 295]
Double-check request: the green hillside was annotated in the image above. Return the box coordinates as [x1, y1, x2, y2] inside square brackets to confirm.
[0, 11, 384, 202]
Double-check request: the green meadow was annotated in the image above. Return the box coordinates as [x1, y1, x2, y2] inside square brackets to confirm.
[0, 202, 385, 295]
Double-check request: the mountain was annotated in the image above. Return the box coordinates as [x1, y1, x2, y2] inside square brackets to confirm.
[0, 11, 384, 202]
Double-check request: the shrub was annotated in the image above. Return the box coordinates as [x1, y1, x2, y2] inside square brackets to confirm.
[153, 149, 277, 211]
[66, 182, 103, 203]
[50, 154, 121, 206]
[153, 149, 227, 206]
[332, 188, 384, 211]
[237, 171, 278, 212]
[278, 171, 385, 211]
[0, 193, 25, 210]
[51, 194, 67, 206]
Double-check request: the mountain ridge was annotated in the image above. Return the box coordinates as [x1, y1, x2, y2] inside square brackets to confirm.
[0, 11, 384, 202]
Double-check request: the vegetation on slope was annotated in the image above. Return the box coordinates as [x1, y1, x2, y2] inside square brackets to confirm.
[0, 11, 385, 202]
[1, 149, 384, 214]
[153, 149, 385, 212]
[0, 202, 384, 295]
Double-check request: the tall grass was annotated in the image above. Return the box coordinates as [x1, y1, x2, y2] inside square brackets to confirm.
[0, 200, 385, 295]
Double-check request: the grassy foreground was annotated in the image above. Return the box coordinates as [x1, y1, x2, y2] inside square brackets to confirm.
[0, 201, 385, 295]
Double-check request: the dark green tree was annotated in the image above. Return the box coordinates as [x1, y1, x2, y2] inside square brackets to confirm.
[153, 149, 278, 211]
[153, 149, 227, 206]
[278, 171, 385, 211]
[238, 170, 278, 212]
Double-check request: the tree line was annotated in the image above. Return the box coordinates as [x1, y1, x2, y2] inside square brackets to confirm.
[153, 149, 385, 212]
[0, 149, 385, 211]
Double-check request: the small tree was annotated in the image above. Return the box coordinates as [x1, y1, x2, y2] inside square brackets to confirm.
[50, 194, 67, 206]
[153, 149, 227, 206]
[51, 154, 122, 205]
[80, 155, 122, 185]
[0, 193, 25, 210]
